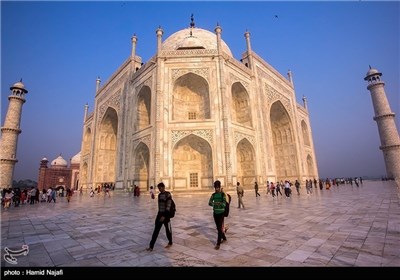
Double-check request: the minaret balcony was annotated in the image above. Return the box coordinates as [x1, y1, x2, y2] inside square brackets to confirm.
[1, 127, 22, 134]
[373, 113, 396, 121]
[0, 158, 18, 163]
[8, 95, 26, 102]
[380, 144, 400, 151]
[367, 81, 385, 90]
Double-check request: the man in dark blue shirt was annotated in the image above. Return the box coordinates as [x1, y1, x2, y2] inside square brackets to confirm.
[146, 182, 173, 251]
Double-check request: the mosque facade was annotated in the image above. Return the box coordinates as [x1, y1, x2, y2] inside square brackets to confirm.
[37, 153, 80, 191]
[79, 19, 319, 192]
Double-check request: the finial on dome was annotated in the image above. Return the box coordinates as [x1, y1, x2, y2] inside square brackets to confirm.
[369, 65, 372, 69]
[190, 14, 195, 28]
[20, 78, 23, 82]
[189, 14, 195, 36]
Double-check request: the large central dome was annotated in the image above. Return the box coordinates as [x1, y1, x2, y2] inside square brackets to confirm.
[162, 27, 233, 57]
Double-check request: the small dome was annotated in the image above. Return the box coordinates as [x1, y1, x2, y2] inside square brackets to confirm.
[10, 80, 28, 93]
[365, 67, 381, 77]
[162, 27, 233, 57]
[71, 152, 81, 164]
[51, 155, 68, 167]
[12, 81, 25, 89]
[42, 157, 48, 161]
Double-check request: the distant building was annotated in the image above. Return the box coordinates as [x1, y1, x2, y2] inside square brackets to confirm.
[80, 17, 318, 192]
[37, 153, 80, 191]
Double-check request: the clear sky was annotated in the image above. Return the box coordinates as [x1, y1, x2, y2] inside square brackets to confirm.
[1, 1, 399, 182]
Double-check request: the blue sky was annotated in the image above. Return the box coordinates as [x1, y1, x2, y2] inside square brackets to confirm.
[1, 1, 399, 182]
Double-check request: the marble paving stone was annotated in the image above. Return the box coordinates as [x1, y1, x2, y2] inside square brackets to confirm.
[1, 180, 399, 267]
[285, 249, 314, 262]
[48, 249, 75, 266]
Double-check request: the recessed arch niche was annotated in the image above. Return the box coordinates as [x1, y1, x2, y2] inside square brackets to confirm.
[173, 134, 213, 189]
[270, 101, 298, 181]
[236, 138, 256, 187]
[232, 82, 252, 127]
[133, 142, 150, 190]
[136, 86, 151, 131]
[95, 107, 118, 184]
[172, 73, 210, 121]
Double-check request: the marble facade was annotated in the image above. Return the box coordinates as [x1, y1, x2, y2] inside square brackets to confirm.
[79, 22, 318, 192]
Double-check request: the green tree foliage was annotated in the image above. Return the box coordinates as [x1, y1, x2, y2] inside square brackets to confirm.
[12, 179, 37, 189]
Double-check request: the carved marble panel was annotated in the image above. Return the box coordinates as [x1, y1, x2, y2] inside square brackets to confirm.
[171, 129, 213, 147]
[234, 131, 255, 147]
[133, 135, 151, 151]
[172, 68, 209, 83]
[229, 73, 250, 93]
[98, 90, 121, 125]
[265, 84, 292, 115]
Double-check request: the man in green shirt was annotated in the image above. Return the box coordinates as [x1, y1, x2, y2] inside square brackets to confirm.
[208, 180, 227, 250]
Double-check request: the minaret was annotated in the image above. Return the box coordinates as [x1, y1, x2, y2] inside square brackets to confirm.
[302, 95, 308, 110]
[38, 157, 49, 190]
[131, 34, 137, 72]
[287, 70, 293, 86]
[83, 103, 89, 122]
[364, 66, 400, 185]
[243, 30, 253, 69]
[0, 80, 28, 188]
[96, 76, 101, 93]
[156, 26, 163, 54]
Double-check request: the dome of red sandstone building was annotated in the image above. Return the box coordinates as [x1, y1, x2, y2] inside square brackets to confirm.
[50, 155, 68, 168]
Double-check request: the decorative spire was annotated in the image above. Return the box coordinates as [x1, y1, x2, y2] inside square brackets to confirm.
[302, 95, 308, 110]
[96, 76, 101, 92]
[369, 65, 372, 69]
[287, 69, 293, 84]
[189, 14, 195, 36]
[190, 14, 195, 28]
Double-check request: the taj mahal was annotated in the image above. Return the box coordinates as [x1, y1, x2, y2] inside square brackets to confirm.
[78, 17, 319, 192]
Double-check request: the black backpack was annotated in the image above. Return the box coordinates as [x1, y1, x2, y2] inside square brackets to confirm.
[224, 193, 231, 217]
[169, 199, 176, 218]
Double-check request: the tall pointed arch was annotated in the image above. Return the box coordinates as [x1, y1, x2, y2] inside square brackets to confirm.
[136, 86, 151, 131]
[82, 127, 91, 155]
[270, 101, 298, 181]
[133, 142, 150, 189]
[81, 162, 88, 188]
[232, 82, 252, 127]
[236, 138, 256, 187]
[172, 73, 210, 120]
[94, 107, 118, 184]
[173, 134, 213, 189]
[301, 120, 311, 146]
[306, 154, 315, 177]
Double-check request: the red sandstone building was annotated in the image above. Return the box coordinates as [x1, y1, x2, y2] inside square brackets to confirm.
[37, 153, 80, 191]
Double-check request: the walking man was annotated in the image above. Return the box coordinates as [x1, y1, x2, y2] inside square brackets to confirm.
[254, 182, 261, 197]
[209, 180, 227, 250]
[146, 182, 173, 251]
[236, 182, 245, 209]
